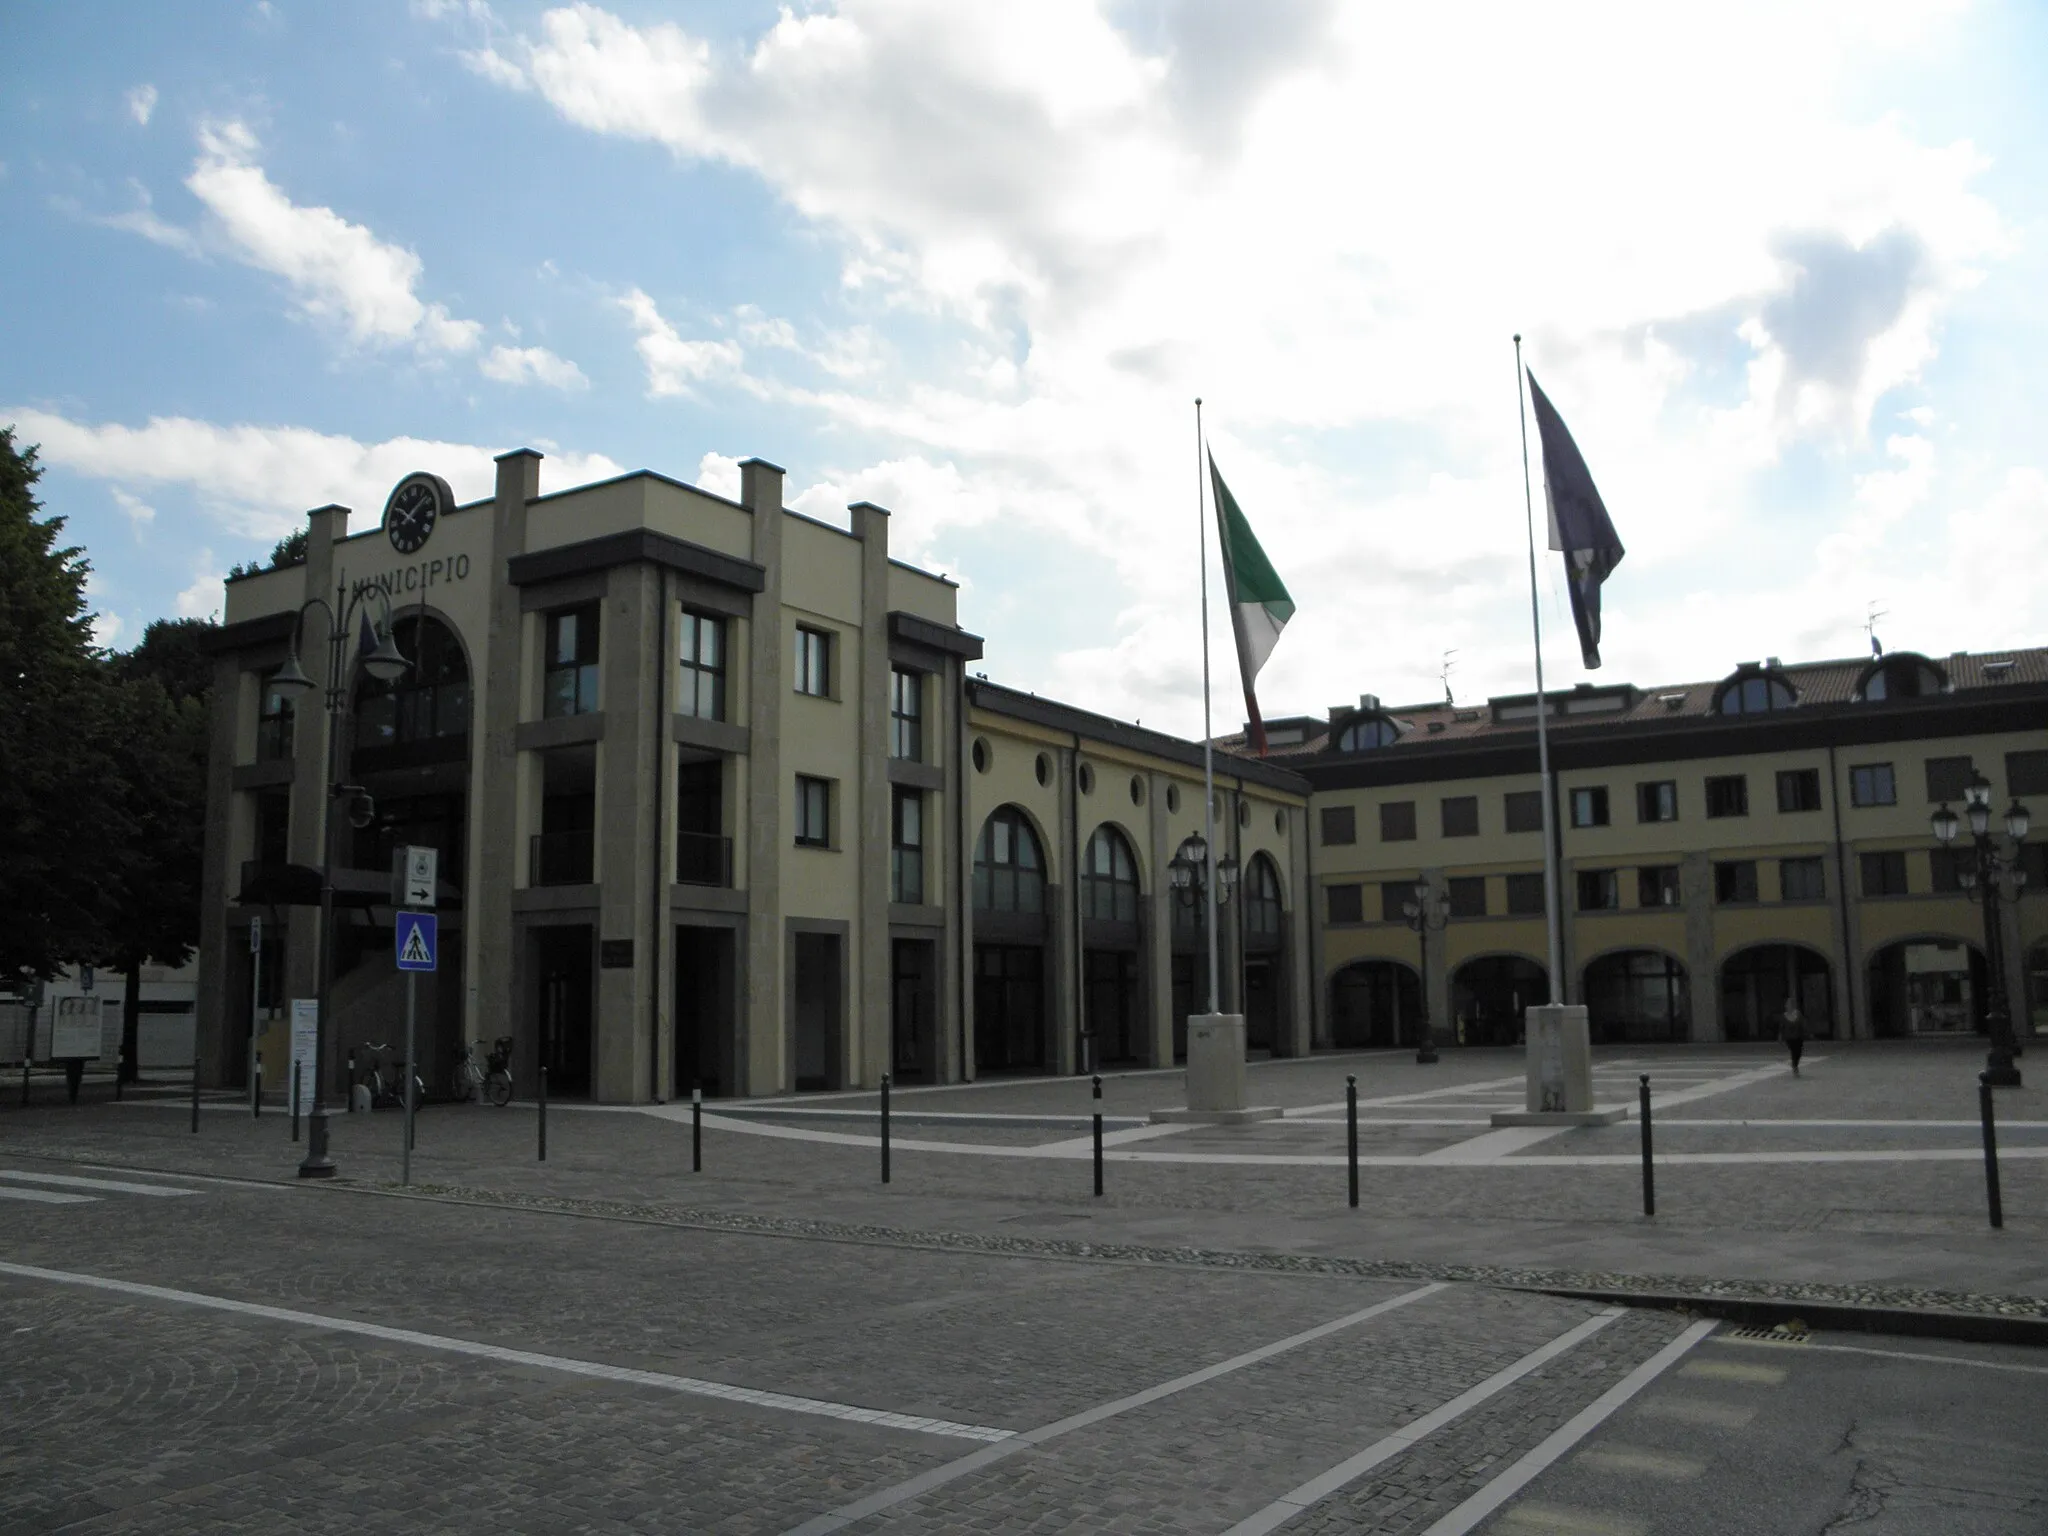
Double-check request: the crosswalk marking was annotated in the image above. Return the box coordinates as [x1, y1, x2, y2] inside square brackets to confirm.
[1678, 1359, 1787, 1385]
[0, 1186, 94, 1205]
[1631, 1396, 1756, 1428]
[1572, 1444, 1706, 1480]
[0, 1170, 200, 1198]
[1496, 1504, 1644, 1535]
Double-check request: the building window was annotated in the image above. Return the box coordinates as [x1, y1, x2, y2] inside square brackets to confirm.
[1637, 866, 1681, 907]
[1320, 805, 1356, 846]
[1441, 796, 1479, 837]
[1326, 883, 1363, 925]
[1447, 876, 1487, 918]
[1576, 869, 1619, 911]
[1714, 860, 1759, 904]
[1569, 787, 1609, 828]
[677, 611, 726, 721]
[1780, 856, 1826, 901]
[1704, 775, 1749, 818]
[1859, 656, 1944, 702]
[1081, 826, 1139, 923]
[543, 604, 600, 717]
[1380, 801, 1417, 841]
[254, 790, 290, 868]
[1925, 755, 1975, 804]
[1245, 857, 1283, 939]
[1929, 847, 1965, 894]
[1716, 672, 1796, 714]
[794, 626, 831, 697]
[255, 670, 296, 761]
[1380, 881, 1418, 923]
[795, 775, 831, 847]
[890, 667, 923, 761]
[1335, 715, 1400, 751]
[974, 806, 1045, 913]
[1636, 781, 1677, 823]
[890, 787, 923, 904]
[1505, 872, 1546, 915]
[1776, 768, 1822, 813]
[1860, 850, 1909, 896]
[2006, 749, 2048, 796]
[1504, 790, 1545, 833]
[1850, 763, 1896, 807]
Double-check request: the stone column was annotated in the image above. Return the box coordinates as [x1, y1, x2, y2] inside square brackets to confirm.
[474, 451, 538, 1070]
[1680, 851, 1720, 1041]
[1420, 866, 1450, 1043]
[741, 459, 785, 1095]
[1145, 770, 1174, 1066]
[849, 502, 893, 1089]
[589, 563, 659, 1101]
[1287, 800, 1315, 1055]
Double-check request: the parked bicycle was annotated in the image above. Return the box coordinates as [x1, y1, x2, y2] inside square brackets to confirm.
[355, 1041, 423, 1111]
[448, 1036, 515, 1107]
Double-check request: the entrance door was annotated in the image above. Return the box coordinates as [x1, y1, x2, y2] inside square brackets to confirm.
[534, 925, 593, 1097]
[1171, 953, 1195, 1063]
[892, 939, 936, 1082]
[974, 944, 1044, 1073]
[674, 925, 735, 1097]
[1085, 949, 1140, 1065]
[1244, 958, 1277, 1053]
[792, 932, 841, 1091]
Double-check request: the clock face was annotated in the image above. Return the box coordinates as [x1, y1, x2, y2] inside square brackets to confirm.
[384, 475, 446, 555]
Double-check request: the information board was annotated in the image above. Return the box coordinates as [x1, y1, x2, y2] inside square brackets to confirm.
[290, 999, 319, 1111]
[51, 996, 101, 1059]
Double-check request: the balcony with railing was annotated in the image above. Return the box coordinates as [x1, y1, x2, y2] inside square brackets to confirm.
[529, 829, 594, 887]
[676, 829, 733, 888]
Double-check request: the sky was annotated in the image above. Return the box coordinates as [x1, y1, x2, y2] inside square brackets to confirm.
[6, 0, 2048, 737]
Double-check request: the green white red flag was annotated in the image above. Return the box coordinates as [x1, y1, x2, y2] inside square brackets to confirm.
[1208, 452, 1295, 755]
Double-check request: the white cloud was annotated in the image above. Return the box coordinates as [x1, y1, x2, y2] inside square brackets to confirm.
[186, 119, 482, 353]
[84, 179, 202, 256]
[694, 452, 742, 500]
[461, 46, 529, 90]
[479, 343, 589, 390]
[4, 405, 625, 541]
[110, 487, 157, 527]
[125, 84, 158, 126]
[176, 555, 225, 621]
[618, 287, 743, 397]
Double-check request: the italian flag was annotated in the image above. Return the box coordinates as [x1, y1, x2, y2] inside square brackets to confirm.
[1209, 453, 1295, 756]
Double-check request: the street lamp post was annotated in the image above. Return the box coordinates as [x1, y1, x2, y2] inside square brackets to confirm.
[1931, 771, 2030, 1088]
[269, 584, 409, 1177]
[1167, 832, 1239, 1016]
[1402, 881, 1451, 1065]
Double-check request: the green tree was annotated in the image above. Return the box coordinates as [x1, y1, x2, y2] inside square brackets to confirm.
[112, 616, 217, 702]
[0, 428, 108, 986]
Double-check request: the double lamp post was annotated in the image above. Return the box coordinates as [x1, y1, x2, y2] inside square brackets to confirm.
[270, 585, 410, 1178]
[1930, 770, 2030, 1088]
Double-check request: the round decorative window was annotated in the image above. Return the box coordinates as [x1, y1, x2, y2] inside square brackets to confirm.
[1078, 762, 1096, 795]
[1035, 752, 1051, 786]
[972, 737, 991, 773]
[1130, 775, 1145, 806]
[1166, 784, 1180, 814]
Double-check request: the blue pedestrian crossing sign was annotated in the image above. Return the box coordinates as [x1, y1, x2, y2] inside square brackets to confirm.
[395, 911, 438, 972]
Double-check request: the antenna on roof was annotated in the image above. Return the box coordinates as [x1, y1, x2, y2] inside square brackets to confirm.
[1865, 601, 1887, 659]
[1440, 648, 1459, 707]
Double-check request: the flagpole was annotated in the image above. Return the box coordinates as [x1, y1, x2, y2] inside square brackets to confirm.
[1195, 398, 1219, 1015]
[1514, 335, 1565, 1003]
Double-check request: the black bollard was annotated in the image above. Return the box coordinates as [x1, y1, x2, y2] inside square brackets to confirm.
[881, 1073, 892, 1185]
[1980, 1072, 2004, 1230]
[253, 1052, 261, 1119]
[191, 1055, 201, 1133]
[692, 1083, 702, 1173]
[1346, 1074, 1359, 1210]
[538, 1064, 548, 1163]
[346, 1047, 355, 1113]
[114, 1052, 123, 1104]
[1092, 1074, 1104, 1198]
[290, 1068, 299, 1143]
[1638, 1074, 1655, 1217]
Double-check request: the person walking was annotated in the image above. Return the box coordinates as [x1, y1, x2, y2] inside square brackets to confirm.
[1778, 1003, 1807, 1076]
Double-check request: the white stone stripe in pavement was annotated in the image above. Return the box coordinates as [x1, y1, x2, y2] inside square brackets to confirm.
[1220, 1309, 1628, 1535]
[1420, 1319, 1720, 1536]
[1717, 1337, 2048, 1375]
[0, 1170, 199, 1197]
[0, 1261, 1011, 1443]
[780, 1281, 1451, 1536]
[0, 1187, 94, 1205]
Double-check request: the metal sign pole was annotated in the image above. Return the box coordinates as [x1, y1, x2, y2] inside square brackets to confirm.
[402, 969, 416, 1185]
[249, 916, 263, 1116]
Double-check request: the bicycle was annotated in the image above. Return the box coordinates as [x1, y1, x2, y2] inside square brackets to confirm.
[449, 1036, 514, 1107]
[356, 1041, 423, 1111]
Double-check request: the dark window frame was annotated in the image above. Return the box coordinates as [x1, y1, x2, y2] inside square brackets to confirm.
[1637, 865, 1681, 907]
[1850, 763, 1897, 808]
[542, 603, 600, 719]
[1326, 883, 1364, 925]
[1379, 801, 1417, 842]
[1859, 849, 1909, 897]
[1713, 860, 1760, 904]
[794, 625, 832, 697]
[1779, 856, 1826, 902]
[1635, 781, 1677, 823]
[1925, 755, 1976, 804]
[891, 786, 924, 904]
[1446, 875, 1487, 918]
[1504, 790, 1545, 834]
[794, 774, 832, 847]
[1441, 795, 1479, 838]
[1776, 767, 1822, 814]
[677, 609, 726, 722]
[1319, 805, 1357, 846]
[1081, 825, 1140, 923]
[1569, 786, 1610, 829]
[1576, 868, 1620, 911]
[974, 806, 1045, 914]
[889, 666, 924, 761]
[1504, 871, 1546, 915]
[1704, 774, 1749, 819]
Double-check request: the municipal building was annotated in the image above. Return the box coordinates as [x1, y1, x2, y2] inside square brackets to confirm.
[195, 450, 2048, 1100]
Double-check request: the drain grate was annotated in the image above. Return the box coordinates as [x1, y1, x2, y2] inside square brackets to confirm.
[1722, 1324, 1811, 1345]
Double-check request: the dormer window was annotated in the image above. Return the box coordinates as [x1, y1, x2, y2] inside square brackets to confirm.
[1856, 654, 1946, 702]
[1715, 669, 1796, 716]
[1334, 715, 1401, 752]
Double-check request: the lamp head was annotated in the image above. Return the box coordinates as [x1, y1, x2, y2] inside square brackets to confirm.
[1168, 858, 1193, 891]
[2007, 800, 2031, 842]
[1964, 771, 1993, 811]
[346, 789, 376, 830]
[1178, 832, 1207, 867]
[1966, 797, 1991, 840]
[363, 621, 409, 683]
[1931, 803, 1959, 845]
[270, 650, 315, 699]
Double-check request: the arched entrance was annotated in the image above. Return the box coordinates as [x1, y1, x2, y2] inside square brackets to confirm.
[1720, 944, 1833, 1041]
[1242, 853, 1285, 1053]
[1866, 938, 1987, 1037]
[973, 805, 1049, 1073]
[1582, 949, 1688, 1044]
[1450, 955, 1549, 1046]
[2029, 942, 2048, 1038]
[1081, 824, 1142, 1066]
[1330, 961, 1421, 1049]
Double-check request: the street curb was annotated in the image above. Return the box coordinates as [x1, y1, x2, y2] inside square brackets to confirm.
[1529, 1286, 2048, 1348]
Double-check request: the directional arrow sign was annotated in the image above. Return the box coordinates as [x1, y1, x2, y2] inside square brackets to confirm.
[395, 911, 438, 972]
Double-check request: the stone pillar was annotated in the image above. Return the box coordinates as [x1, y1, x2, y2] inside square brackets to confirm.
[1681, 851, 1720, 1041]
[741, 459, 785, 1095]
[1145, 770, 1174, 1067]
[1421, 866, 1450, 1045]
[849, 502, 893, 1089]
[1287, 801, 1315, 1056]
[474, 451, 538, 1071]
[594, 562, 659, 1102]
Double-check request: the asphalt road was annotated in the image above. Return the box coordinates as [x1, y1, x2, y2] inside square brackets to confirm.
[1, 1151, 2042, 1534]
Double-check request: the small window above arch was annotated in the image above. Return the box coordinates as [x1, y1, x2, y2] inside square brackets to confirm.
[1855, 653, 1947, 703]
[1714, 668, 1797, 716]
[1333, 714, 1402, 752]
